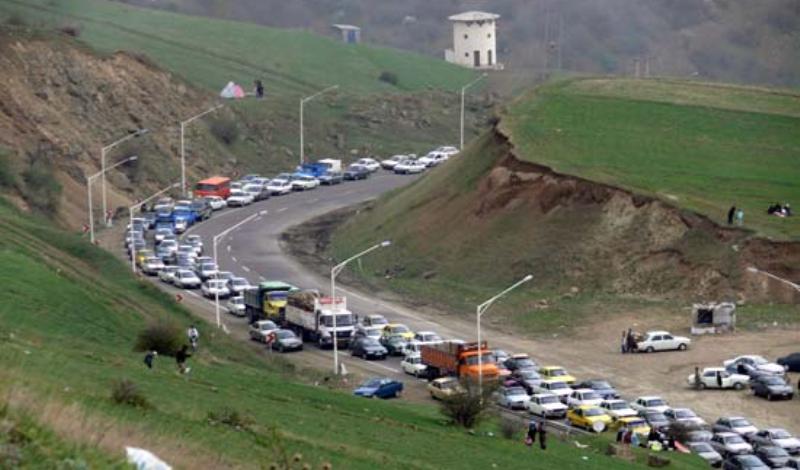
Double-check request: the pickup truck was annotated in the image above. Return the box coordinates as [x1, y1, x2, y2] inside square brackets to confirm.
[421, 341, 499, 381]
[284, 291, 356, 348]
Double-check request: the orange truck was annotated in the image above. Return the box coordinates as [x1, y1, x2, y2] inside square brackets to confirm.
[421, 341, 499, 380]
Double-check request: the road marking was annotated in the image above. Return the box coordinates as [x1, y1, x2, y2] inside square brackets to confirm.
[231, 256, 238, 262]
[278, 207, 288, 212]
[186, 291, 200, 298]
[226, 245, 231, 252]
[242, 266, 251, 272]
[363, 361, 402, 374]
[308, 198, 318, 203]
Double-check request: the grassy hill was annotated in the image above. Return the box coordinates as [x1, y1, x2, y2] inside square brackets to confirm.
[504, 78, 800, 240]
[0, 198, 707, 468]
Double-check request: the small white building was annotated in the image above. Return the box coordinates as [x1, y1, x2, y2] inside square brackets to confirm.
[445, 11, 501, 69]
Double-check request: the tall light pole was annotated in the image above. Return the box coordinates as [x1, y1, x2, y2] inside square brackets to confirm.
[330, 240, 391, 375]
[101, 129, 148, 225]
[87, 155, 137, 244]
[213, 211, 265, 328]
[460, 74, 487, 151]
[299, 85, 338, 166]
[181, 105, 224, 198]
[129, 182, 180, 273]
[476, 274, 532, 396]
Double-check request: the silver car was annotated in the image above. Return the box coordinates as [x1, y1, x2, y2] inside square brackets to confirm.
[226, 296, 246, 317]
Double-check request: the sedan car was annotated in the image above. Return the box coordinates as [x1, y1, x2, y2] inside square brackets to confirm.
[226, 296, 245, 317]
[393, 159, 426, 174]
[141, 257, 165, 275]
[355, 157, 380, 172]
[350, 337, 388, 360]
[201, 279, 231, 299]
[242, 183, 271, 202]
[749, 429, 800, 455]
[495, 386, 531, 410]
[290, 174, 319, 191]
[688, 367, 750, 390]
[400, 354, 427, 377]
[266, 179, 293, 195]
[204, 195, 227, 210]
[354, 377, 403, 399]
[725, 355, 787, 376]
[427, 377, 464, 400]
[722, 455, 770, 470]
[539, 366, 576, 385]
[576, 379, 620, 400]
[664, 408, 706, 427]
[353, 325, 383, 341]
[754, 446, 791, 468]
[532, 380, 573, 402]
[228, 277, 252, 295]
[637, 330, 691, 352]
[566, 389, 604, 409]
[343, 164, 370, 180]
[226, 189, 253, 207]
[528, 393, 568, 419]
[511, 368, 543, 394]
[154, 227, 174, 243]
[713, 417, 759, 438]
[380, 155, 407, 170]
[600, 399, 637, 419]
[270, 329, 303, 352]
[640, 410, 671, 430]
[711, 432, 754, 457]
[609, 417, 651, 439]
[173, 270, 202, 289]
[413, 331, 443, 343]
[418, 152, 447, 167]
[360, 314, 388, 328]
[689, 442, 723, 467]
[382, 324, 414, 341]
[249, 320, 279, 343]
[318, 171, 344, 185]
[567, 405, 613, 432]
[197, 262, 219, 281]
[504, 354, 539, 373]
[158, 266, 181, 284]
[630, 396, 671, 414]
[750, 375, 794, 400]
[380, 334, 409, 356]
[777, 352, 800, 373]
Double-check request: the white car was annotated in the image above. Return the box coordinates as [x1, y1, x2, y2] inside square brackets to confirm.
[528, 393, 568, 419]
[226, 296, 246, 316]
[413, 331, 442, 343]
[173, 219, 188, 234]
[228, 277, 252, 295]
[226, 190, 253, 207]
[154, 228, 174, 243]
[630, 396, 670, 414]
[204, 195, 227, 210]
[249, 320, 279, 343]
[394, 159, 426, 174]
[712, 417, 759, 437]
[664, 408, 706, 427]
[600, 399, 637, 419]
[196, 262, 219, 280]
[290, 175, 319, 190]
[185, 235, 203, 255]
[532, 380, 573, 402]
[355, 158, 380, 172]
[267, 179, 293, 195]
[749, 428, 800, 455]
[174, 269, 201, 289]
[153, 197, 174, 212]
[158, 266, 181, 284]
[710, 432, 753, 456]
[141, 257, 165, 275]
[400, 354, 427, 377]
[687, 367, 750, 390]
[566, 389, 604, 409]
[723, 355, 787, 376]
[637, 330, 691, 352]
[380, 155, 408, 170]
[495, 386, 531, 410]
[202, 279, 231, 299]
[418, 152, 447, 167]
[434, 146, 459, 156]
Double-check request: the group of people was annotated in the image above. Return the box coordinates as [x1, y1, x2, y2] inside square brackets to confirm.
[767, 202, 792, 218]
[525, 420, 547, 450]
[727, 205, 745, 226]
[143, 325, 199, 374]
[620, 329, 639, 354]
[617, 426, 675, 452]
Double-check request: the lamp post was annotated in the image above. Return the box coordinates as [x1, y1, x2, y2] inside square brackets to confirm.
[180, 105, 224, 198]
[87, 155, 138, 244]
[129, 182, 180, 273]
[299, 85, 338, 166]
[101, 129, 148, 224]
[330, 240, 391, 375]
[460, 74, 487, 151]
[212, 211, 264, 328]
[476, 274, 532, 396]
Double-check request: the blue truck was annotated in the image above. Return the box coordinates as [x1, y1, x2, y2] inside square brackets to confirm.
[296, 159, 341, 178]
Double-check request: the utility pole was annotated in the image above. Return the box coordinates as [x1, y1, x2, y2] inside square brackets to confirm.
[556, 13, 563, 72]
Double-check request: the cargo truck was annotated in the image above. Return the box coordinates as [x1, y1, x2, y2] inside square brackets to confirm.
[244, 281, 299, 324]
[421, 341, 499, 381]
[285, 290, 355, 348]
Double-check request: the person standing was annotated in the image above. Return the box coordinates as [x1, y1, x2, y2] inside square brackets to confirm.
[735, 209, 744, 226]
[175, 345, 192, 374]
[255, 79, 264, 99]
[621, 331, 628, 354]
[526, 420, 538, 448]
[187, 325, 199, 350]
[143, 350, 157, 369]
[727, 205, 736, 225]
[537, 420, 547, 450]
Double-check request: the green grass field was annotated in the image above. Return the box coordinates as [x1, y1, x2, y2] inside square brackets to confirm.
[503, 78, 800, 240]
[0, 0, 474, 95]
[0, 199, 707, 468]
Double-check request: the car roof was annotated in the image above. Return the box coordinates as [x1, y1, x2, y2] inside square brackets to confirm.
[576, 405, 601, 410]
[573, 388, 594, 393]
[646, 330, 671, 335]
[541, 365, 564, 370]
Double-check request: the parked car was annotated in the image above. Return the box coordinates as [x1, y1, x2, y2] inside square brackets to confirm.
[393, 159, 426, 174]
[713, 417, 759, 438]
[382, 324, 414, 341]
[576, 379, 620, 400]
[640, 410, 671, 430]
[711, 432, 754, 457]
[528, 393, 568, 419]
[226, 189, 253, 207]
[725, 355, 787, 376]
[722, 455, 769, 470]
[400, 354, 427, 377]
[689, 442, 724, 467]
[290, 174, 319, 191]
[609, 417, 652, 439]
[427, 377, 463, 400]
[637, 330, 691, 352]
[204, 195, 227, 210]
[318, 171, 344, 185]
[201, 279, 231, 299]
[353, 377, 403, 399]
[664, 408, 706, 427]
[249, 320, 279, 343]
[749, 429, 800, 455]
[785, 458, 800, 469]
[754, 446, 791, 468]
[355, 157, 380, 172]
[433, 145, 459, 156]
[270, 329, 303, 352]
[228, 277, 252, 295]
[566, 389, 604, 409]
[173, 269, 201, 289]
[505, 354, 539, 373]
[567, 405, 613, 432]
[511, 369, 543, 394]
[532, 380, 573, 402]
[600, 399, 637, 419]
[539, 366, 576, 385]
[750, 375, 794, 401]
[350, 337, 388, 360]
[226, 296, 245, 316]
[360, 314, 388, 328]
[630, 396, 671, 414]
[158, 266, 180, 284]
[380, 155, 406, 170]
[380, 334, 409, 356]
[495, 386, 531, 410]
[777, 352, 800, 373]
[688, 367, 750, 390]
[343, 164, 370, 180]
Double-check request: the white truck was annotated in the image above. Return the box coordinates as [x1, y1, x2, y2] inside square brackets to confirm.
[285, 291, 356, 348]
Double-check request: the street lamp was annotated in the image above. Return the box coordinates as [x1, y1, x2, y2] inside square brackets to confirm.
[180, 105, 224, 197]
[299, 85, 338, 166]
[101, 129, 148, 224]
[330, 239, 391, 375]
[476, 274, 532, 396]
[129, 182, 180, 273]
[212, 211, 265, 328]
[460, 74, 487, 151]
[86, 155, 138, 244]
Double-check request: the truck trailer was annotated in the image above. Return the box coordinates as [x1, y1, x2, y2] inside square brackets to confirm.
[421, 341, 499, 381]
[244, 281, 299, 324]
[284, 290, 355, 348]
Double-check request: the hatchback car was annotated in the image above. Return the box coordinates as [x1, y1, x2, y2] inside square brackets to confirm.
[173, 270, 201, 289]
[427, 377, 464, 400]
[713, 417, 759, 438]
[249, 320, 279, 343]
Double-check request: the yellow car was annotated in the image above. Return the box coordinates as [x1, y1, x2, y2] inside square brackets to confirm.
[427, 377, 465, 400]
[383, 323, 414, 341]
[539, 366, 576, 385]
[135, 249, 154, 267]
[567, 405, 613, 432]
[610, 417, 651, 438]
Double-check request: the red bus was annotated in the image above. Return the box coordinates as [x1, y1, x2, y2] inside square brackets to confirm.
[194, 176, 231, 199]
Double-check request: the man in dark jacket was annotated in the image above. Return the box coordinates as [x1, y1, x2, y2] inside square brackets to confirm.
[175, 345, 192, 374]
[143, 350, 157, 369]
[727, 205, 736, 225]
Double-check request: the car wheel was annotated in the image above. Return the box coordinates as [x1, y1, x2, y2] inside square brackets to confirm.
[646, 346, 655, 353]
[698, 382, 706, 390]
[733, 382, 744, 390]
[279, 345, 285, 353]
[767, 393, 773, 401]
[677, 343, 688, 351]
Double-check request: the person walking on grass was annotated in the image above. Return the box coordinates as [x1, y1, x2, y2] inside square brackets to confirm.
[526, 419, 537, 448]
[735, 209, 744, 226]
[143, 350, 157, 369]
[536, 420, 547, 450]
[727, 205, 736, 225]
[175, 345, 192, 374]
[187, 325, 199, 351]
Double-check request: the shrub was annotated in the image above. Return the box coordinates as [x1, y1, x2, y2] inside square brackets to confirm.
[207, 407, 252, 431]
[5, 14, 26, 27]
[209, 117, 239, 145]
[378, 71, 399, 86]
[499, 415, 523, 439]
[110, 379, 150, 408]
[134, 321, 182, 356]
[0, 150, 15, 188]
[21, 149, 61, 215]
[438, 379, 495, 429]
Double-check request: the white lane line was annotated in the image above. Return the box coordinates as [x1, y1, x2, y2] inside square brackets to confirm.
[231, 256, 238, 262]
[278, 207, 288, 212]
[362, 361, 402, 374]
[242, 266, 251, 272]
[226, 245, 231, 252]
[308, 198, 319, 203]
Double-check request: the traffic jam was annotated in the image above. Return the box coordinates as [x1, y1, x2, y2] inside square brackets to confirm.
[124, 148, 800, 469]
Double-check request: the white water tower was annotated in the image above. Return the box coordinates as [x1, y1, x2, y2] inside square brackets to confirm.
[445, 11, 501, 69]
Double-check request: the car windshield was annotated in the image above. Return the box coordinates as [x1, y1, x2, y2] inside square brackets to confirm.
[539, 395, 559, 404]
[549, 382, 568, 390]
[440, 381, 458, 390]
[646, 412, 667, 422]
[730, 418, 751, 427]
[676, 410, 696, 418]
[584, 408, 604, 417]
[392, 325, 410, 333]
[772, 430, 792, 439]
[725, 435, 745, 444]
[549, 368, 567, 376]
[750, 356, 768, 365]
[691, 443, 713, 453]
[363, 378, 383, 388]
[627, 420, 646, 427]
[276, 330, 294, 339]
[763, 377, 785, 385]
[320, 314, 355, 327]
[179, 272, 193, 278]
[582, 392, 601, 400]
[506, 387, 526, 395]
[592, 381, 612, 389]
[232, 279, 248, 286]
[369, 317, 388, 325]
[520, 370, 540, 379]
[516, 358, 536, 368]
[232, 298, 243, 304]
[609, 402, 627, 410]
[737, 455, 763, 465]
[258, 322, 277, 331]
[362, 339, 381, 347]
[647, 399, 666, 406]
[763, 447, 787, 457]
[464, 353, 495, 365]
